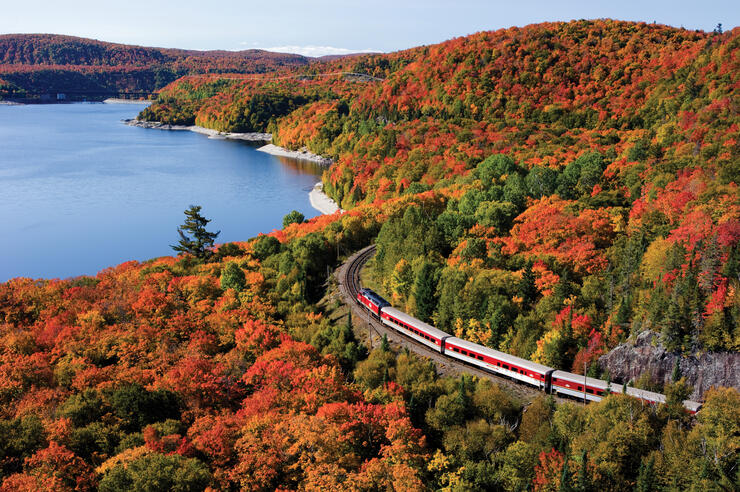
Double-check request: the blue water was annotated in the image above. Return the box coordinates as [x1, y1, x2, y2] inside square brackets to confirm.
[0, 103, 323, 281]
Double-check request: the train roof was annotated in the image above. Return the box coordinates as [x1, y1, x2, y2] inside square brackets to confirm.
[624, 385, 666, 403]
[360, 288, 390, 307]
[624, 386, 702, 411]
[447, 337, 554, 374]
[381, 307, 451, 340]
[551, 370, 620, 391]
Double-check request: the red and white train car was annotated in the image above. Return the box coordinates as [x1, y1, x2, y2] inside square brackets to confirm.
[379, 307, 449, 352]
[550, 370, 621, 402]
[444, 337, 554, 390]
[356, 288, 390, 317]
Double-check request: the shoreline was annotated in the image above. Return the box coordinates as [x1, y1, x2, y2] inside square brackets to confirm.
[256, 143, 333, 166]
[104, 98, 152, 105]
[123, 119, 272, 142]
[309, 182, 342, 215]
[124, 118, 340, 215]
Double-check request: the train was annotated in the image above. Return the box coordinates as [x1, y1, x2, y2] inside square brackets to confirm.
[356, 288, 702, 414]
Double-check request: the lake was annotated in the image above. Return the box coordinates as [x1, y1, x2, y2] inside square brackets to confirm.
[0, 103, 324, 281]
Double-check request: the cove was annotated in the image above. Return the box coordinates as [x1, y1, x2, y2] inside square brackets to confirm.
[0, 103, 323, 281]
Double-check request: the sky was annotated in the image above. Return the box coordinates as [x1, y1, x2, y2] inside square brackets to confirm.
[1, 1, 737, 56]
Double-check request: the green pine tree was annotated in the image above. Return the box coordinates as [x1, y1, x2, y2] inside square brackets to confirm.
[380, 334, 390, 352]
[671, 358, 681, 382]
[414, 261, 439, 323]
[559, 455, 574, 492]
[635, 455, 655, 492]
[171, 205, 220, 260]
[576, 449, 590, 492]
[518, 263, 538, 307]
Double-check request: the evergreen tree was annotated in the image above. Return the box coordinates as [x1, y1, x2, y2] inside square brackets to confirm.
[414, 261, 439, 323]
[380, 334, 390, 352]
[635, 455, 655, 492]
[171, 205, 220, 260]
[518, 263, 538, 307]
[220, 262, 246, 292]
[282, 210, 305, 228]
[576, 449, 590, 492]
[671, 358, 681, 383]
[559, 455, 574, 492]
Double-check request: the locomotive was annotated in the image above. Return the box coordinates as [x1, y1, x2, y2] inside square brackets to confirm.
[357, 288, 702, 414]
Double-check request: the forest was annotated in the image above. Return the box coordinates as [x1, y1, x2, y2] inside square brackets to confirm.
[0, 34, 310, 99]
[0, 19, 738, 490]
[0, 200, 737, 490]
[142, 20, 740, 364]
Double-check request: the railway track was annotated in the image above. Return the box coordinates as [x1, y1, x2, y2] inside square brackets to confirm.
[337, 244, 559, 403]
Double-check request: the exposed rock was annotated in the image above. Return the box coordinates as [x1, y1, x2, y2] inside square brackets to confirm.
[256, 143, 334, 166]
[598, 330, 740, 401]
[122, 119, 272, 142]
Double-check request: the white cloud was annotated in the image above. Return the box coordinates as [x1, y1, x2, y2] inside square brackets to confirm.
[263, 45, 379, 57]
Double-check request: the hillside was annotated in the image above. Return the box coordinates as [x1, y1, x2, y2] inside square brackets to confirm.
[0, 34, 310, 99]
[140, 19, 740, 363]
[1, 20, 739, 490]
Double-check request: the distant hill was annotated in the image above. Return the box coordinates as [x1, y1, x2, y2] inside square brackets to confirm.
[0, 34, 310, 99]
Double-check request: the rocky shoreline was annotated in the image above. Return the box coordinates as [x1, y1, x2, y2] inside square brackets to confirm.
[123, 119, 271, 142]
[256, 143, 333, 166]
[104, 98, 152, 105]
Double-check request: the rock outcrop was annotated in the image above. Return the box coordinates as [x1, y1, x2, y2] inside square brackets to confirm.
[598, 331, 740, 401]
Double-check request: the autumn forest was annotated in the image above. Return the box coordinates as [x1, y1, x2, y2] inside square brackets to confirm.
[1, 19, 739, 491]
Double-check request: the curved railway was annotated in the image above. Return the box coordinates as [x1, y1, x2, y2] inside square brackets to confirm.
[338, 244, 702, 413]
[338, 244, 559, 402]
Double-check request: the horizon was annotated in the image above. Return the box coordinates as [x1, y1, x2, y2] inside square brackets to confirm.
[1, 1, 737, 57]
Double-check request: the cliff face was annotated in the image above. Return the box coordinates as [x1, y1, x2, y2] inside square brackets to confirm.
[598, 331, 740, 401]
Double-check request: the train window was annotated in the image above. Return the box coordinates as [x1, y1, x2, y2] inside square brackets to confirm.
[496, 362, 501, 367]
[587, 389, 594, 394]
[452, 347, 459, 352]
[502, 364, 509, 369]
[577, 386, 583, 391]
[597, 391, 604, 396]
[477, 355, 483, 361]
